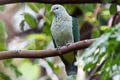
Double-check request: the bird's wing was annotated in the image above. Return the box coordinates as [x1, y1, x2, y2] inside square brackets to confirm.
[72, 17, 80, 42]
[50, 22, 57, 48]
[51, 33, 57, 48]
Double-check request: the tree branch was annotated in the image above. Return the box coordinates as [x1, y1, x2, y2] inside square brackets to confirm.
[0, 39, 95, 60]
[0, 0, 117, 5]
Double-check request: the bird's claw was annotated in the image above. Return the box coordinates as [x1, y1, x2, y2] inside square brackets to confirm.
[56, 46, 61, 50]
[65, 43, 72, 47]
[56, 46, 62, 54]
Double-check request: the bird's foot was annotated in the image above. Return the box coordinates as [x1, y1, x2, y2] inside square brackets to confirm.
[56, 46, 62, 54]
[56, 45, 61, 50]
[65, 43, 72, 47]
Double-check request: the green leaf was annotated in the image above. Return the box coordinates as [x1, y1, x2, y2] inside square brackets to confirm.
[10, 64, 22, 77]
[3, 59, 22, 77]
[35, 3, 44, 9]
[26, 3, 38, 13]
[83, 62, 95, 71]
[110, 4, 117, 15]
[0, 5, 5, 11]
[0, 21, 7, 51]
[3, 59, 12, 67]
[100, 72, 110, 80]
[100, 26, 108, 31]
[0, 72, 11, 80]
[24, 13, 37, 28]
[91, 29, 100, 38]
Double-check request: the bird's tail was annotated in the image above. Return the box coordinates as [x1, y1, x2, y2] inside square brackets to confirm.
[65, 63, 77, 76]
[60, 51, 77, 76]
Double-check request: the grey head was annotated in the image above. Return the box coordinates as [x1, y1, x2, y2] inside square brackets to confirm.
[50, 4, 69, 17]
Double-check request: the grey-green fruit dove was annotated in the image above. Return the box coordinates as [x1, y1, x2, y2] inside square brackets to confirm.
[50, 4, 80, 76]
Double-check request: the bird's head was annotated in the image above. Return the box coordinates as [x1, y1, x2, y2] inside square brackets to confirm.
[50, 4, 68, 16]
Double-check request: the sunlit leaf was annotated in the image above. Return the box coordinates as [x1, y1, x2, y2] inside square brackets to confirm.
[100, 26, 108, 31]
[24, 13, 37, 28]
[26, 3, 38, 13]
[0, 21, 7, 51]
[83, 62, 95, 71]
[91, 29, 100, 38]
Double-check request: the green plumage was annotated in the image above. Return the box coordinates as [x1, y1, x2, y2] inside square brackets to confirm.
[72, 17, 80, 42]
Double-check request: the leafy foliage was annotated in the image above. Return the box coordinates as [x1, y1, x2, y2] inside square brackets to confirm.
[82, 24, 120, 80]
[3, 59, 22, 77]
[110, 4, 117, 15]
[0, 72, 11, 80]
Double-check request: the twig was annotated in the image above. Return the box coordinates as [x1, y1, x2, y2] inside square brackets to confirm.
[112, 11, 120, 26]
[93, 4, 101, 20]
[0, 39, 95, 60]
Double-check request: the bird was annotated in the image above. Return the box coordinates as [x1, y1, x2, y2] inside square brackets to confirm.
[50, 4, 80, 76]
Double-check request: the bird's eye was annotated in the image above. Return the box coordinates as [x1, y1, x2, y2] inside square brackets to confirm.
[56, 7, 58, 9]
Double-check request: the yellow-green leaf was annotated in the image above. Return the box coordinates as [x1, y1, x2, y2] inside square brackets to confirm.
[24, 13, 37, 28]
[0, 21, 7, 51]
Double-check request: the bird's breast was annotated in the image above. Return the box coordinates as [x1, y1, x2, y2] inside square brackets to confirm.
[51, 21, 74, 46]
